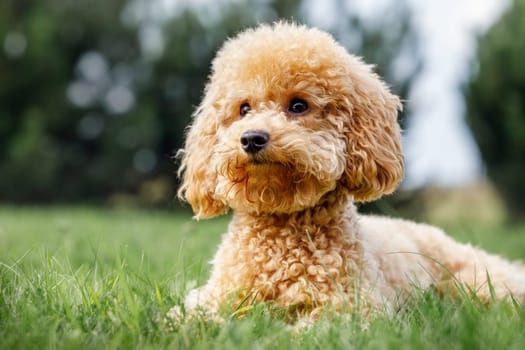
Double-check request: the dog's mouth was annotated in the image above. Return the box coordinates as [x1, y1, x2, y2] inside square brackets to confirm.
[238, 156, 295, 180]
[243, 152, 308, 176]
[248, 157, 270, 166]
[246, 153, 277, 166]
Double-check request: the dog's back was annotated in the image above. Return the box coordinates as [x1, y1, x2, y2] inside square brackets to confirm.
[359, 214, 525, 302]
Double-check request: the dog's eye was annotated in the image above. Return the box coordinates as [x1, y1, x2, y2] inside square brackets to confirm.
[240, 103, 251, 117]
[288, 98, 309, 115]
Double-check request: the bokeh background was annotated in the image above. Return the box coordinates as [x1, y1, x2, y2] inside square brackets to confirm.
[1, 0, 524, 223]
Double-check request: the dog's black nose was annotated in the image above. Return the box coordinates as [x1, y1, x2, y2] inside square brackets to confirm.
[240, 130, 270, 154]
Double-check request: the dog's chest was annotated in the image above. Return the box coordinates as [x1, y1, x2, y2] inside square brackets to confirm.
[219, 223, 360, 304]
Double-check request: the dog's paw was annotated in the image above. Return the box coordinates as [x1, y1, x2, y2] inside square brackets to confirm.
[163, 305, 185, 331]
[164, 303, 225, 331]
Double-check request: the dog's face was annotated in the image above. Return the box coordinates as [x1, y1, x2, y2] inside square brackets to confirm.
[179, 23, 403, 218]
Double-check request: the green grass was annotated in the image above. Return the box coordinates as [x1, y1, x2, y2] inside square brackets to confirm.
[1, 206, 525, 349]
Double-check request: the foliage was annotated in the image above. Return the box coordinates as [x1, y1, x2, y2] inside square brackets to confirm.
[1, 0, 142, 202]
[0, 0, 417, 205]
[1, 207, 525, 348]
[466, 0, 525, 216]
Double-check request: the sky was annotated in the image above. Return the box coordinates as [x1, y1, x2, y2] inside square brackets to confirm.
[397, 0, 510, 188]
[147, 0, 511, 189]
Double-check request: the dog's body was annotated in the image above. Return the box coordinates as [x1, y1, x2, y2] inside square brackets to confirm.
[184, 199, 525, 318]
[175, 23, 525, 320]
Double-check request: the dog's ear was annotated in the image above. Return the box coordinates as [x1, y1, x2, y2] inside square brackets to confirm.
[339, 61, 404, 202]
[178, 87, 228, 219]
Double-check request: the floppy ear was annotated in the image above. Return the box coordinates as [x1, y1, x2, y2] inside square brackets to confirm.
[178, 86, 228, 219]
[340, 62, 404, 202]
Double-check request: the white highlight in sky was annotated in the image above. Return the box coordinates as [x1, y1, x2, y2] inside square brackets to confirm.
[401, 0, 510, 188]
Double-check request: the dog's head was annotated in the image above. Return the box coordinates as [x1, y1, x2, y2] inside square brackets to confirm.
[178, 23, 403, 218]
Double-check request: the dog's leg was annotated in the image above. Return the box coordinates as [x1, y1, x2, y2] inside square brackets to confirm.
[441, 246, 525, 304]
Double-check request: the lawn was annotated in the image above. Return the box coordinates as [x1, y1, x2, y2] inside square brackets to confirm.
[1, 206, 525, 349]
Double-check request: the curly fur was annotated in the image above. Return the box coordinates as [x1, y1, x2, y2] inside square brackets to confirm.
[175, 22, 525, 320]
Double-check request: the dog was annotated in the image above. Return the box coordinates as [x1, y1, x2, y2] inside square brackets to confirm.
[174, 22, 525, 321]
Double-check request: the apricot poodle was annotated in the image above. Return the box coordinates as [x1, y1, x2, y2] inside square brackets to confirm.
[174, 22, 525, 321]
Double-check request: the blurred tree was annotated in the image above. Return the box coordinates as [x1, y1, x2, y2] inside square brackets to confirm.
[466, 0, 525, 216]
[0, 0, 142, 202]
